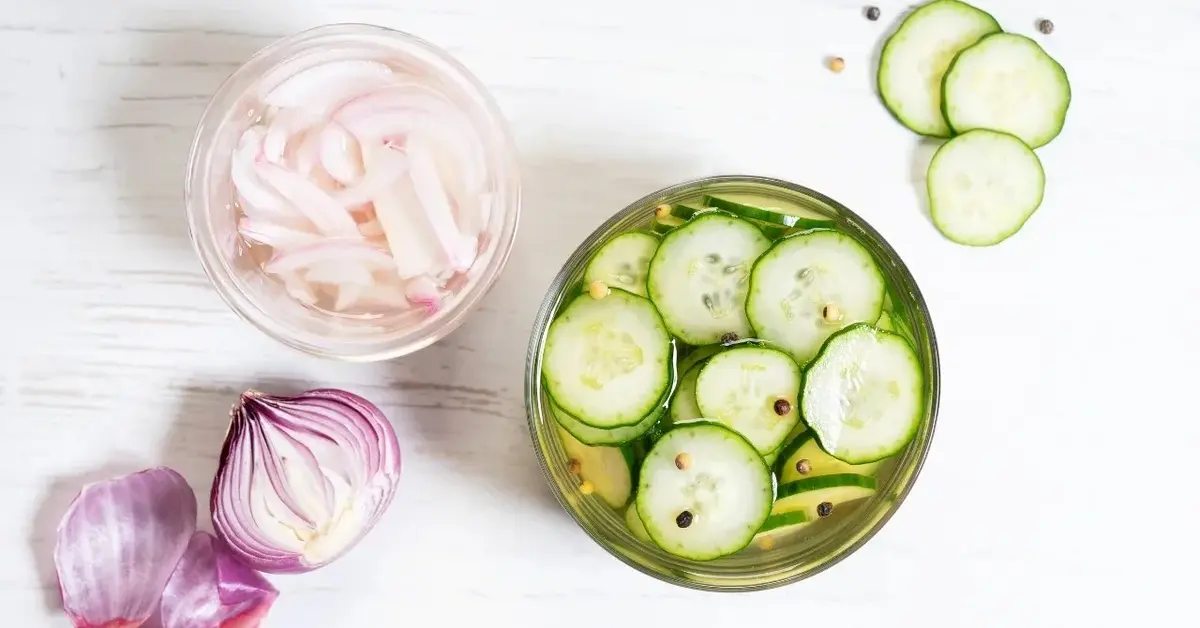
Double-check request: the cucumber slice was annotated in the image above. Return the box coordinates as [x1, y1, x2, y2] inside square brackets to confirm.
[695, 346, 803, 455]
[774, 474, 877, 518]
[802, 324, 924, 464]
[550, 396, 662, 446]
[636, 422, 773, 561]
[583, 231, 659, 297]
[751, 510, 813, 548]
[651, 214, 686, 235]
[702, 193, 833, 230]
[647, 212, 771, 345]
[764, 418, 807, 468]
[558, 427, 634, 509]
[876, 310, 895, 332]
[942, 33, 1071, 148]
[927, 129, 1046, 246]
[543, 289, 673, 428]
[746, 230, 886, 365]
[677, 343, 725, 376]
[776, 433, 883, 484]
[877, 0, 1001, 137]
[625, 502, 653, 543]
[668, 361, 706, 426]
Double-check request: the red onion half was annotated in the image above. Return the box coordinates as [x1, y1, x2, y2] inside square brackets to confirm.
[211, 389, 402, 574]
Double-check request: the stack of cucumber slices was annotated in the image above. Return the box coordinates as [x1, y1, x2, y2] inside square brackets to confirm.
[878, 0, 1071, 246]
[541, 194, 926, 561]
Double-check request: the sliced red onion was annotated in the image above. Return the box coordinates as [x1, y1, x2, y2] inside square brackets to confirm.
[255, 162, 360, 238]
[263, 60, 393, 111]
[158, 532, 278, 628]
[55, 468, 197, 628]
[264, 239, 394, 275]
[263, 107, 317, 164]
[408, 133, 479, 271]
[333, 143, 409, 209]
[318, 123, 364, 186]
[211, 389, 402, 573]
[238, 218, 322, 250]
[232, 127, 287, 215]
[304, 259, 375, 288]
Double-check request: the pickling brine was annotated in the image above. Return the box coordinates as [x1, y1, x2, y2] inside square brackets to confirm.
[229, 55, 496, 319]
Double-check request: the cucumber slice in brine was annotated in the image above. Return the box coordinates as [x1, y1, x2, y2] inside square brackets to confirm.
[583, 231, 659, 297]
[801, 324, 924, 464]
[636, 423, 772, 561]
[542, 289, 673, 429]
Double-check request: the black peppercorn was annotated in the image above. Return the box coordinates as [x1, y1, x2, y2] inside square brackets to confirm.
[773, 398, 791, 415]
[676, 510, 694, 528]
[817, 502, 834, 518]
[1038, 19, 1054, 34]
[720, 332, 739, 344]
[865, 6, 880, 21]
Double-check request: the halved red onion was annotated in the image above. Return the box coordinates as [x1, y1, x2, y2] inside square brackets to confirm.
[54, 468, 197, 628]
[211, 389, 402, 573]
[158, 532, 278, 628]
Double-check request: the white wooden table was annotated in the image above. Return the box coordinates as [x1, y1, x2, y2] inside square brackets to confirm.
[3, 0, 1197, 625]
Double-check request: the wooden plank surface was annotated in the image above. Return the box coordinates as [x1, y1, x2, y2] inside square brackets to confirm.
[1, 0, 1197, 625]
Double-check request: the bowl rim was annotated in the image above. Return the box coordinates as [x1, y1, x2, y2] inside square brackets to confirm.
[523, 174, 941, 592]
[183, 22, 522, 362]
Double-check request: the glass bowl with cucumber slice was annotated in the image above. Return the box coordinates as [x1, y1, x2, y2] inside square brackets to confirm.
[524, 175, 940, 591]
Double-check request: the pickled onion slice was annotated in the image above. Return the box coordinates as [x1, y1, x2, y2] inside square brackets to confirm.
[228, 53, 496, 318]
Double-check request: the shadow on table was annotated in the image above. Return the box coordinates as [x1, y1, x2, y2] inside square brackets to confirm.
[26, 377, 314, 614]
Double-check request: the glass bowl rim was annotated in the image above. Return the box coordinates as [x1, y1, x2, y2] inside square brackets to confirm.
[523, 174, 941, 592]
[183, 22, 522, 362]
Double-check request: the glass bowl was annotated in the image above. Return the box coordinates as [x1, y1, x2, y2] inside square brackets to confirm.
[523, 175, 939, 591]
[185, 23, 520, 361]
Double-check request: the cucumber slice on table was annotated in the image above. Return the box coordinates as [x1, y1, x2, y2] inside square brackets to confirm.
[583, 231, 659, 297]
[695, 346, 803, 455]
[942, 33, 1071, 148]
[746, 230, 886, 365]
[668, 360, 706, 426]
[647, 212, 771, 345]
[802, 324, 924, 464]
[927, 129, 1046, 246]
[702, 193, 833, 230]
[625, 502, 653, 543]
[550, 396, 661, 446]
[637, 422, 773, 561]
[543, 289, 673, 428]
[774, 474, 877, 518]
[877, 0, 1001, 137]
[558, 427, 635, 509]
[776, 432, 883, 484]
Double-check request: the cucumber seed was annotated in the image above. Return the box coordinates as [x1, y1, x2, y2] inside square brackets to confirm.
[579, 480, 595, 495]
[773, 398, 791, 415]
[822, 304, 842, 322]
[676, 510, 694, 528]
[674, 452, 692, 470]
[817, 501, 834, 517]
[568, 458, 582, 475]
[588, 280, 610, 299]
[795, 458, 812, 475]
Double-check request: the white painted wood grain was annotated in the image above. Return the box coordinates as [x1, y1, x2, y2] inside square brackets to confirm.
[2, 0, 1198, 625]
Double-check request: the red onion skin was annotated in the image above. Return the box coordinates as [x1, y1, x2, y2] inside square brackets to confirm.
[210, 388, 401, 574]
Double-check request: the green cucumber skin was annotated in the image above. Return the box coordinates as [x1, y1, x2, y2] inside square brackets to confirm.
[701, 195, 832, 230]
[550, 397, 663, 446]
[803, 323, 925, 465]
[758, 510, 812, 533]
[876, 0, 1001, 138]
[776, 473, 877, 500]
[940, 33, 1072, 149]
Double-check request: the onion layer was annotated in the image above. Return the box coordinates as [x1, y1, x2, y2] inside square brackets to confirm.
[158, 532, 279, 628]
[211, 389, 402, 574]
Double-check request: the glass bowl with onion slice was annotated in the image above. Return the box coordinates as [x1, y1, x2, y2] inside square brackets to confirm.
[186, 23, 520, 361]
[524, 176, 940, 591]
